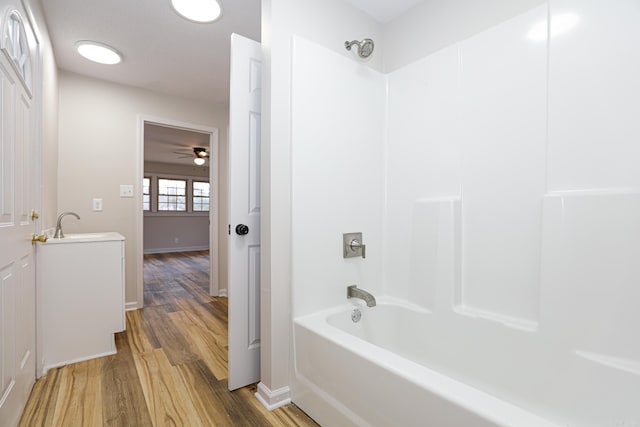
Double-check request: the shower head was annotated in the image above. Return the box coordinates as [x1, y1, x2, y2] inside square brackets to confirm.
[344, 38, 374, 59]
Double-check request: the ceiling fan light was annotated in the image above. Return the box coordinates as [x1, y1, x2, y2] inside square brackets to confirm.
[194, 147, 208, 157]
[193, 157, 206, 166]
[76, 41, 122, 65]
[171, 0, 222, 23]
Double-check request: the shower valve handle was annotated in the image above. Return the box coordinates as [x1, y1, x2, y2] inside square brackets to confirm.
[349, 239, 366, 259]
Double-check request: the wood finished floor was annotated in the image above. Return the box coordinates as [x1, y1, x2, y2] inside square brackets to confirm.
[19, 251, 318, 427]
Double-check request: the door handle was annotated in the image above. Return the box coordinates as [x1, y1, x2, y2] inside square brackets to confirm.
[32, 234, 48, 243]
[235, 224, 249, 235]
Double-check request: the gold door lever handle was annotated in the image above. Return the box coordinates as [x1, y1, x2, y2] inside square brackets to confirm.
[32, 234, 48, 243]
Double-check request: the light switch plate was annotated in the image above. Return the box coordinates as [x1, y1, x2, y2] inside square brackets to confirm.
[119, 184, 134, 198]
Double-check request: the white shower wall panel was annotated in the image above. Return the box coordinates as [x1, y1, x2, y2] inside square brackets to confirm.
[548, 0, 640, 191]
[290, 36, 386, 317]
[457, 5, 548, 324]
[538, 191, 640, 423]
[541, 191, 640, 358]
[384, 46, 461, 305]
[385, 5, 548, 324]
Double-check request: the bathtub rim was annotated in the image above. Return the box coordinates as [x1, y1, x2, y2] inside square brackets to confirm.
[292, 298, 562, 427]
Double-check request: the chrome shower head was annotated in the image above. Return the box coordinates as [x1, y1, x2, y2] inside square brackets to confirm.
[344, 38, 375, 59]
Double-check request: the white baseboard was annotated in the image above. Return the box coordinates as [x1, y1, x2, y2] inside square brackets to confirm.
[217, 288, 228, 297]
[125, 301, 140, 311]
[143, 245, 209, 255]
[255, 382, 291, 411]
[42, 349, 117, 376]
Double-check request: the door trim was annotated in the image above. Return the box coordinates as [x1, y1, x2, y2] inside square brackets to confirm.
[135, 115, 220, 308]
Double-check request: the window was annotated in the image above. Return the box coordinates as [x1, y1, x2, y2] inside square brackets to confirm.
[2, 11, 32, 92]
[143, 174, 210, 215]
[158, 178, 186, 211]
[142, 178, 151, 211]
[192, 181, 210, 212]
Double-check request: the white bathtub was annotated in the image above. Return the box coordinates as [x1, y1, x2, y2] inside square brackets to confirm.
[293, 300, 562, 427]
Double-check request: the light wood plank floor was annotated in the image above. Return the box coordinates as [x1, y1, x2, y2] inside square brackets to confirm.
[19, 251, 318, 427]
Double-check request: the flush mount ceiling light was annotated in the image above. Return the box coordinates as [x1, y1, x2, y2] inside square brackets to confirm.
[75, 41, 122, 64]
[171, 0, 222, 23]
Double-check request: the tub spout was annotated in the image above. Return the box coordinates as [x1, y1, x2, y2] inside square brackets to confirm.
[347, 285, 376, 307]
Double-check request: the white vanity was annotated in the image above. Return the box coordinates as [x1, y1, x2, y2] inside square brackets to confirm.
[38, 232, 125, 374]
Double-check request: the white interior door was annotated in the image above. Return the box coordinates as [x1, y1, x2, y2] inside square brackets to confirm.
[228, 33, 261, 391]
[0, 8, 38, 426]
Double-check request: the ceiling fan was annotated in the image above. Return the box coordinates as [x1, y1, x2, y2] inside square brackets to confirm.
[173, 147, 209, 165]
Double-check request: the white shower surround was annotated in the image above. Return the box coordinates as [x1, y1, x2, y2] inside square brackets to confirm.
[289, 1, 640, 426]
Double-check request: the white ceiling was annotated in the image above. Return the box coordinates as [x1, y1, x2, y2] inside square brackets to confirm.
[41, 0, 261, 105]
[342, 0, 425, 23]
[41, 0, 422, 165]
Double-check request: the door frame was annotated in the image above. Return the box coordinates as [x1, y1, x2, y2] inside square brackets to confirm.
[135, 115, 220, 308]
[20, 0, 45, 379]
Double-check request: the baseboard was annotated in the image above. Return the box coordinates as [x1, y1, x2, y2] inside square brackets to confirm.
[255, 382, 291, 411]
[217, 288, 228, 297]
[125, 301, 140, 311]
[42, 349, 117, 375]
[143, 245, 209, 254]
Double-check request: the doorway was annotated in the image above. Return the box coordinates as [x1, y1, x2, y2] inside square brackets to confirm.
[136, 117, 220, 308]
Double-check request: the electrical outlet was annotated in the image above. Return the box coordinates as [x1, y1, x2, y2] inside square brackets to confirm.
[92, 198, 103, 211]
[119, 184, 134, 198]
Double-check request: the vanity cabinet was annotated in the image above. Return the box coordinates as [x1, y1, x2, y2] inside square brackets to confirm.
[38, 233, 125, 374]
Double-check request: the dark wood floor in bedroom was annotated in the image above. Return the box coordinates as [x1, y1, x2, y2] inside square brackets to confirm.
[19, 250, 318, 427]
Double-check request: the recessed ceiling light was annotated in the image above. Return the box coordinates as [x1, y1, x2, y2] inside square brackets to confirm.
[76, 41, 122, 65]
[171, 0, 222, 23]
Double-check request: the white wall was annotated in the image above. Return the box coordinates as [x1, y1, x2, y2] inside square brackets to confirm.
[383, 0, 546, 72]
[144, 161, 209, 178]
[261, 0, 382, 405]
[143, 216, 209, 253]
[57, 71, 228, 305]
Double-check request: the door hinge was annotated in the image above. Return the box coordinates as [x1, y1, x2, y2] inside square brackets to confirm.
[228, 224, 231, 235]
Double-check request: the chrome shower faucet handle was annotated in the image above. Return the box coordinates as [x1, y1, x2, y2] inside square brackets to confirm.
[343, 232, 366, 259]
[349, 239, 366, 258]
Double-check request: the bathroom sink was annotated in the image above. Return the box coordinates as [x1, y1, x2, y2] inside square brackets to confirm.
[64, 233, 109, 239]
[63, 233, 109, 239]
[46, 232, 125, 244]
